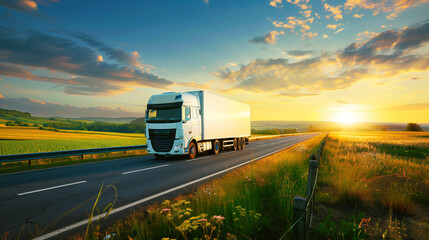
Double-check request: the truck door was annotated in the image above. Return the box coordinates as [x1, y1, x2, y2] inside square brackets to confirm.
[191, 107, 201, 137]
[183, 106, 193, 138]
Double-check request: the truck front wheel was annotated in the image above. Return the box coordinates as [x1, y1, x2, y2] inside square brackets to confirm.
[188, 142, 197, 159]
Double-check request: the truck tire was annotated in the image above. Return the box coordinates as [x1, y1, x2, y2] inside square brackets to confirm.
[233, 138, 238, 151]
[188, 141, 197, 159]
[238, 138, 243, 150]
[241, 138, 246, 149]
[213, 140, 220, 154]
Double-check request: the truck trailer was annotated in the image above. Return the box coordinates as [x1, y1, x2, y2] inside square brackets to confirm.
[145, 91, 250, 159]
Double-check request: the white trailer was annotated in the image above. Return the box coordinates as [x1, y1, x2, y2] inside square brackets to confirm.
[145, 91, 250, 159]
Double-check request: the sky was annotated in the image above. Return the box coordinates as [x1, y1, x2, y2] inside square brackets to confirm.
[0, 0, 428, 123]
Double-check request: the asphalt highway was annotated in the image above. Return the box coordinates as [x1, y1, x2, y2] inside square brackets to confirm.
[0, 133, 320, 239]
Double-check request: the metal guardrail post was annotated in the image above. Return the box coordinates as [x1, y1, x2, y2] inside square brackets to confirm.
[293, 196, 308, 240]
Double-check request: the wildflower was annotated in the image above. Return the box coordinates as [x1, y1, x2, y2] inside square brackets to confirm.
[199, 218, 207, 222]
[212, 215, 225, 221]
[161, 208, 171, 214]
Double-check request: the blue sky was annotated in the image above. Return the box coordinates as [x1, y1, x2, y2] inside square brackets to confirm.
[0, 0, 428, 122]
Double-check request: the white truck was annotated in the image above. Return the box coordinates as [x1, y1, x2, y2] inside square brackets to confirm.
[145, 91, 250, 159]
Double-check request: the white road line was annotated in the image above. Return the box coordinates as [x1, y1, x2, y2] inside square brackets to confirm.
[186, 156, 211, 162]
[33, 134, 320, 240]
[17, 181, 87, 196]
[121, 164, 169, 175]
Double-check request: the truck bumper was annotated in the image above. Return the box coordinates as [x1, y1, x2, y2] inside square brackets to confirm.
[147, 139, 187, 155]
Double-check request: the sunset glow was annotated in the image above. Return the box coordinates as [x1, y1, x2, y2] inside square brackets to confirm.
[0, 0, 427, 123]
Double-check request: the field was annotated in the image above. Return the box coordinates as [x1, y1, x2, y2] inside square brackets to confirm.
[0, 127, 146, 155]
[74, 134, 327, 240]
[312, 131, 429, 240]
[0, 127, 147, 173]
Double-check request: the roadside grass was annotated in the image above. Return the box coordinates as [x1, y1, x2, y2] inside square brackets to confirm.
[313, 131, 429, 240]
[75, 134, 327, 240]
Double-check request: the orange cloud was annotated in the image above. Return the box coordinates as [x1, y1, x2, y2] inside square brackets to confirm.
[22, 0, 37, 9]
[386, 13, 397, 20]
[97, 55, 103, 62]
[344, 0, 429, 15]
[353, 14, 364, 18]
[324, 3, 343, 21]
[0, 93, 4, 98]
[249, 31, 284, 44]
[270, 0, 282, 7]
[326, 24, 339, 30]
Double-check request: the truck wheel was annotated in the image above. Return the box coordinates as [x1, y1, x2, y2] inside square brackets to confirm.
[233, 138, 238, 151]
[241, 138, 246, 149]
[238, 138, 243, 150]
[213, 140, 220, 154]
[188, 142, 197, 159]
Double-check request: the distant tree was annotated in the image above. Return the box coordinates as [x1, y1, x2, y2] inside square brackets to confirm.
[14, 120, 22, 125]
[5, 121, 16, 126]
[406, 123, 423, 131]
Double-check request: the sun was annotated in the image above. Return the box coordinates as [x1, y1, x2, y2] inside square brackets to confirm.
[334, 111, 359, 124]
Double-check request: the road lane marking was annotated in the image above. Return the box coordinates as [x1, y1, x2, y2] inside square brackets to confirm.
[186, 156, 210, 162]
[221, 151, 235, 155]
[33, 134, 321, 240]
[121, 164, 169, 175]
[17, 181, 87, 196]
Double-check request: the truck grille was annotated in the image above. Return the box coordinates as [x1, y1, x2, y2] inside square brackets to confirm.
[151, 139, 174, 152]
[149, 129, 176, 152]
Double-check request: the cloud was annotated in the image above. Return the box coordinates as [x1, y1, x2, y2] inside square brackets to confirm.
[0, 97, 143, 118]
[203, 0, 209, 5]
[326, 24, 340, 30]
[356, 31, 377, 42]
[384, 103, 429, 111]
[353, 14, 364, 18]
[275, 91, 320, 97]
[97, 55, 103, 62]
[335, 28, 345, 34]
[337, 100, 349, 104]
[386, 13, 398, 20]
[344, 0, 429, 15]
[283, 50, 314, 59]
[0, 27, 175, 95]
[272, 16, 315, 39]
[214, 20, 429, 97]
[270, 0, 282, 7]
[323, 34, 328, 39]
[0, 0, 58, 17]
[0, 93, 4, 98]
[324, 3, 343, 21]
[249, 31, 284, 44]
[411, 77, 421, 80]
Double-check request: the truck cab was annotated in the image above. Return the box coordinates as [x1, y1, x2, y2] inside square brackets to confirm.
[145, 92, 201, 158]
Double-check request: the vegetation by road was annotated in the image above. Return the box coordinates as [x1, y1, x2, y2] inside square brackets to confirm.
[75, 134, 327, 240]
[312, 131, 429, 240]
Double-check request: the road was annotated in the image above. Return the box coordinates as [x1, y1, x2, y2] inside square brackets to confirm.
[0, 133, 319, 239]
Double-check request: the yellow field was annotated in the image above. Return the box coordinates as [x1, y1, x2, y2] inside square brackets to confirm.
[0, 127, 145, 140]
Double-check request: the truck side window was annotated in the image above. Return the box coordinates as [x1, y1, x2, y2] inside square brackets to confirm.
[184, 106, 191, 121]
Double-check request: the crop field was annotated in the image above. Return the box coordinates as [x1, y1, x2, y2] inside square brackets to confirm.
[313, 131, 429, 240]
[0, 127, 146, 155]
[77, 134, 327, 240]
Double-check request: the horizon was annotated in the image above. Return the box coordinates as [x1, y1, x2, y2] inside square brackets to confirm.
[0, 1, 428, 123]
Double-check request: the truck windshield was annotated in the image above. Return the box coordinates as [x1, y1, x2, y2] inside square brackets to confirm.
[146, 107, 181, 123]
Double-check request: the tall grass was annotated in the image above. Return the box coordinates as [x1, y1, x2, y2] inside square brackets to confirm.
[77, 134, 327, 240]
[320, 131, 429, 213]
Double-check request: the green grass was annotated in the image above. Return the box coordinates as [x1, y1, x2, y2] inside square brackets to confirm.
[75, 134, 327, 240]
[0, 139, 146, 155]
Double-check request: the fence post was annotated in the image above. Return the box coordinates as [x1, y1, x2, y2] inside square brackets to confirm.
[293, 196, 308, 240]
[80, 155, 84, 160]
[306, 160, 319, 231]
[28, 160, 31, 166]
[310, 154, 316, 160]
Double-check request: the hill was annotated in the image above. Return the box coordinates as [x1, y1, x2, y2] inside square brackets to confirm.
[66, 117, 138, 123]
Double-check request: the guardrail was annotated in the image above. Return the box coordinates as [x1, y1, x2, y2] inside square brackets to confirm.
[0, 145, 147, 166]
